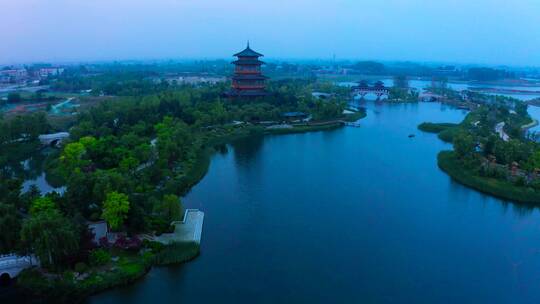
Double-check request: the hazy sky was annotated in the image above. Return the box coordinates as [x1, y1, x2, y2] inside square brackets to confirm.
[2, 0, 540, 66]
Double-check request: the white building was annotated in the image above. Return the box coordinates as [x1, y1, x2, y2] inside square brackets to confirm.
[38, 67, 65, 78]
[0, 69, 28, 83]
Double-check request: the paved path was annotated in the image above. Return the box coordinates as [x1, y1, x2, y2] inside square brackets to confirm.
[495, 122, 510, 141]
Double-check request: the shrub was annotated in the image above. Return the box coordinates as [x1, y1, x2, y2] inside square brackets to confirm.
[114, 236, 142, 251]
[143, 240, 165, 253]
[89, 249, 111, 267]
[74, 262, 87, 273]
[514, 176, 526, 187]
[153, 241, 200, 265]
[147, 216, 173, 235]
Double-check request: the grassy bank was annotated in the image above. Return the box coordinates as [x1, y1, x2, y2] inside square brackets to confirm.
[266, 122, 343, 135]
[18, 250, 154, 303]
[417, 122, 461, 143]
[418, 122, 459, 133]
[153, 241, 200, 265]
[343, 110, 367, 122]
[17, 241, 201, 303]
[438, 151, 540, 204]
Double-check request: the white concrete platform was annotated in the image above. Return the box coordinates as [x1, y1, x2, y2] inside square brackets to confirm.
[154, 209, 204, 245]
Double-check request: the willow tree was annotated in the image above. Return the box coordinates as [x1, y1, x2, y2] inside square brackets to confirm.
[0, 203, 21, 254]
[20, 210, 79, 268]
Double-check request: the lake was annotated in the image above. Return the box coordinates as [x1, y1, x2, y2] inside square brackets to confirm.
[89, 102, 540, 304]
[339, 79, 540, 101]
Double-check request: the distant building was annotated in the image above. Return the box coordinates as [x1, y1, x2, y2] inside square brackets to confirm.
[0, 69, 28, 83]
[225, 42, 269, 98]
[38, 67, 64, 78]
[165, 75, 226, 86]
[87, 221, 109, 245]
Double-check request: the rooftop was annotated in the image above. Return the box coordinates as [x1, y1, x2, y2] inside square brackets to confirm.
[232, 59, 266, 65]
[233, 42, 264, 57]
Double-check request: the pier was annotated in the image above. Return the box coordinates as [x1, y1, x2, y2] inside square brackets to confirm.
[154, 209, 205, 245]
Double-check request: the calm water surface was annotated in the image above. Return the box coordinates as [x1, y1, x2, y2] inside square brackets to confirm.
[340, 80, 540, 101]
[90, 102, 540, 304]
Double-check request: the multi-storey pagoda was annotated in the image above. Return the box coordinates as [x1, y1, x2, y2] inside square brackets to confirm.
[226, 42, 268, 98]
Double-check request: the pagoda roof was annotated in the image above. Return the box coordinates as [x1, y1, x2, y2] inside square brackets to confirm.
[233, 42, 264, 57]
[232, 59, 265, 65]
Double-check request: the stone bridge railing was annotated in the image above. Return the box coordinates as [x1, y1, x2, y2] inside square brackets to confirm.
[38, 132, 70, 146]
[0, 254, 38, 279]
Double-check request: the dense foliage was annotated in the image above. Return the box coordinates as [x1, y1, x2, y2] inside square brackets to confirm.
[430, 99, 540, 203]
[0, 77, 351, 271]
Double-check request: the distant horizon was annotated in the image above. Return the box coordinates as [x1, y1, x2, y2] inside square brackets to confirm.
[2, 56, 539, 70]
[2, 0, 540, 68]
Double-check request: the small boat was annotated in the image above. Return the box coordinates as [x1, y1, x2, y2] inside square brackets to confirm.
[408, 134, 415, 138]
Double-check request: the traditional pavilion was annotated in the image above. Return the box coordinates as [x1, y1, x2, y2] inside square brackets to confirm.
[226, 42, 269, 98]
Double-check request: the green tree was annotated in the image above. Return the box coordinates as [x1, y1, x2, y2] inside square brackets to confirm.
[102, 191, 130, 231]
[526, 150, 540, 171]
[119, 156, 139, 173]
[393, 75, 409, 89]
[0, 203, 21, 253]
[20, 210, 79, 268]
[453, 133, 476, 159]
[154, 116, 192, 166]
[515, 102, 528, 118]
[30, 196, 56, 214]
[154, 194, 183, 223]
[60, 141, 86, 175]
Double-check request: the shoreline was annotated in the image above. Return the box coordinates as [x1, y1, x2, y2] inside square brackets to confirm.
[14, 112, 367, 303]
[521, 119, 539, 130]
[438, 151, 540, 205]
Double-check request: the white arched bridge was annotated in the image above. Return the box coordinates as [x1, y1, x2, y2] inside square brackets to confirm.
[38, 132, 70, 147]
[0, 254, 38, 281]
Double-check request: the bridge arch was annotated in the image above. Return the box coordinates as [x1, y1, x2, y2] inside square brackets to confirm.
[38, 132, 70, 147]
[0, 272, 11, 285]
[49, 139, 61, 147]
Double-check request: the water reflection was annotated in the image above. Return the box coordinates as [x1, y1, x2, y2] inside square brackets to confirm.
[231, 135, 265, 167]
[91, 102, 540, 304]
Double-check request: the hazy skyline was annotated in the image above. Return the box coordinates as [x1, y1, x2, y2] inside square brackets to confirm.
[2, 0, 540, 66]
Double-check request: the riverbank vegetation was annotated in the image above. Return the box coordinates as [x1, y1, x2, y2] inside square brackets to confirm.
[438, 151, 540, 203]
[421, 99, 540, 204]
[418, 122, 459, 134]
[0, 75, 364, 301]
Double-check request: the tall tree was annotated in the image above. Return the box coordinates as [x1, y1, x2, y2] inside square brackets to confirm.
[0, 203, 21, 254]
[155, 194, 183, 223]
[102, 191, 130, 231]
[20, 210, 79, 268]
